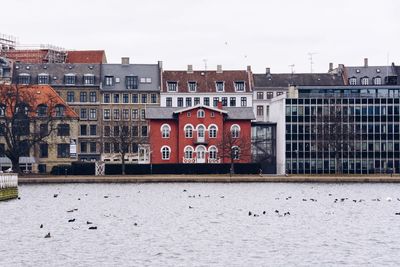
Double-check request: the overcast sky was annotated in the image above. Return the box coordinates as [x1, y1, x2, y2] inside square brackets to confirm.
[3, 0, 400, 73]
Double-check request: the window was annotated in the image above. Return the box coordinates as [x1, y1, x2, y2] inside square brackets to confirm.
[64, 74, 76, 85]
[39, 143, 48, 158]
[164, 97, 172, 107]
[80, 142, 87, 153]
[126, 76, 138, 89]
[132, 109, 138, 119]
[80, 125, 87, 136]
[222, 97, 227, 106]
[349, 77, 357, 85]
[89, 109, 97, 120]
[231, 124, 240, 138]
[105, 76, 114, 86]
[234, 81, 245, 91]
[167, 81, 178, 92]
[209, 125, 217, 138]
[197, 125, 205, 139]
[141, 94, 147, 103]
[187, 112, 191, 117]
[132, 125, 138, 137]
[37, 104, 48, 117]
[161, 124, 170, 138]
[188, 81, 197, 92]
[177, 97, 183, 107]
[57, 124, 70, 136]
[140, 77, 152, 84]
[67, 91, 75, 102]
[114, 126, 120, 136]
[114, 94, 120, 103]
[122, 109, 129, 120]
[161, 146, 170, 160]
[141, 125, 148, 137]
[184, 146, 193, 159]
[277, 92, 284, 96]
[374, 77, 382, 85]
[104, 142, 111, 153]
[266, 92, 273, 99]
[257, 105, 264, 116]
[211, 112, 215, 117]
[84, 74, 95, 85]
[104, 126, 110, 136]
[113, 142, 120, 153]
[55, 105, 65, 117]
[40, 124, 48, 136]
[132, 94, 138, 103]
[209, 146, 217, 159]
[141, 109, 145, 120]
[90, 125, 97, 135]
[80, 92, 87, 102]
[257, 92, 264, 100]
[241, 97, 247, 107]
[230, 97, 236, 107]
[185, 125, 193, 138]
[186, 97, 192, 107]
[204, 97, 210, 106]
[194, 97, 200, 106]
[215, 81, 224, 92]
[80, 108, 87, 119]
[113, 109, 120, 120]
[232, 146, 240, 160]
[103, 93, 110, 103]
[103, 109, 110, 120]
[38, 74, 49, 85]
[57, 144, 70, 158]
[151, 94, 157, 103]
[18, 74, 30, 84]
[213, 97, 219, 107]
[197, 109, 205, 118]
[361, 77, 369, 85]
[90, 142, 96, 153]
[89, 92, 97, 102]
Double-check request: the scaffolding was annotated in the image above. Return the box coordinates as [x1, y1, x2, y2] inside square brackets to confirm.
[0, 33, 17, 51]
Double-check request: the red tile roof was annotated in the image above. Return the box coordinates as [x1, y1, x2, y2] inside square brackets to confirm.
[1, 50, 49, 63]
[66, 50, 107, 64]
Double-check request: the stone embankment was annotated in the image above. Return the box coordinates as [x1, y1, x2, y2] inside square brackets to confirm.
[0, 173, 18, 200]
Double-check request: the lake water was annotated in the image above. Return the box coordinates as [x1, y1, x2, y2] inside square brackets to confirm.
[1, 183, 400, 266]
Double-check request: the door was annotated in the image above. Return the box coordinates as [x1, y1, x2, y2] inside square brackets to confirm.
[196, 146, 206, 163]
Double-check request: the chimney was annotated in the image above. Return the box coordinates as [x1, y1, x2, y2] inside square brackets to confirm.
[266, 67, 270, 75]
[158, 61, 163, 69]
[217, 100, 222, 109]
[187, 64, 193, 73]
[121, 57, 130, 65]
[329, 63, 333, 72]
[364, 58, 368, 67]
[216, 65, 223, 73]
[247, 65, 252, 72]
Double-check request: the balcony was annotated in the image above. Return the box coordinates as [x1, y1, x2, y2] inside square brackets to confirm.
[194, 136, 208, 145]
[182, 157, 221, 163]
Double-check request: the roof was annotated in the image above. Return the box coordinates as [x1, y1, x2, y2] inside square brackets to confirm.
[162, 70, 251, 93]
[173, 104, 227, 114]
[2, 50, 50, 64]
[345, 65, 396, 85]
[101, 64, 161, 91]
[253, 73, 345, 88]
[66, 50, 107, 64]
[146, 106, 255, 120]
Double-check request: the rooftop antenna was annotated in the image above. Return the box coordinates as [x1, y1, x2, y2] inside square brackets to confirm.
[203, 58, 208, 71]
[308, 52, 317, 73]
[289, 64, 295, 74]
[203, 58, 208, 91]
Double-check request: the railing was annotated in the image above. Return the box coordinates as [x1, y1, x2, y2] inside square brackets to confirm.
[208, 158, 221, 163]
[0, 173, 18, 189]
[183, 158, 196, 163]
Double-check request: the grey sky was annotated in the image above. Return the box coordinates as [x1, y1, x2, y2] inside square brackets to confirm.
[3, 0, 400, 73]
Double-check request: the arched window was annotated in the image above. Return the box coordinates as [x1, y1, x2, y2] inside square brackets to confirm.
[209, 125, 217, 138]
[37, 104, 48, 117]
[16, 103, 29, 116]
[209, 146, 218, 159]
[161, 124, 171, 138]
[55, 105, 65, 117]
[161, 146, 170, 160]
[349, 77, 357, 85]
[361, 77, 369, 85]
[197, 109, 205, 118]
[374, 76, 382, 85]
[184, 124, 193, 138]
[232, 146, 240, 160]
[197, 125, 205, 139]
[184, 146, 193, 159]
[231, 124, 240, 138]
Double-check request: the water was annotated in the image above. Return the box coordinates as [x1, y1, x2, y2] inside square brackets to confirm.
[1, 183, 400, 266]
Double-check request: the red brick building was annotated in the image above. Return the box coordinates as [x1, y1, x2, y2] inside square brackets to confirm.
[146, 104, 254, 164]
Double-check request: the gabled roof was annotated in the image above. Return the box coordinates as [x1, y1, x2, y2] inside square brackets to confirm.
[173, 104, 227, 114]
[66, 50, 107, 64]
[253, 73, 345, 88]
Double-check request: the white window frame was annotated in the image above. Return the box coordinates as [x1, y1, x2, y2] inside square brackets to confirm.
[161, 124, 171, 138]
[161, 146, 171, 160]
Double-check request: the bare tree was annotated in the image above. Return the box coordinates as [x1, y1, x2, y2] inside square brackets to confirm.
[105, 121, 147, 175]
[0, 84, 64, 173]
[216, 128, 252, 175]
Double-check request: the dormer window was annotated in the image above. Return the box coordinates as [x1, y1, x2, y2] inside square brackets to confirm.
[64, 74, 76, 85]
[104, 76, 114, 86]
[361, 77, 369, 85]
[197, 109, 205, 118]
[215, 81, 224, 92]
[83, 74, 95, 85]
[234, 81, 245, 91]
[38, 73, 49, 85]
[125, 76, 138, 89]
[373, 76, 382, 85]
[188, 81, 197, 92]
[167, 81, 178, 92]
[18, 73, 31, 85]
[376, 69, 381, 73]
[349, 77, 357, 85]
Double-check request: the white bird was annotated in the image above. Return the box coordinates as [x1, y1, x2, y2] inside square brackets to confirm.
[4, 168, 12, 173]
[386, 197, 392, 202]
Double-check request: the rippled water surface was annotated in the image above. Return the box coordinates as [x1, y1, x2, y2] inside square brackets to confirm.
[1, 182, 400, 266]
